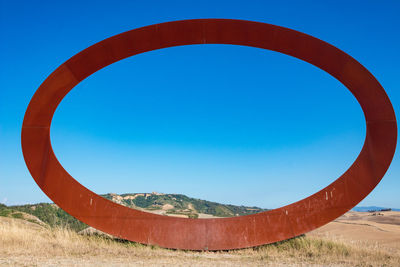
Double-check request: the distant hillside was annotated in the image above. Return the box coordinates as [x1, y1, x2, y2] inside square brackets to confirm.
[0, 202, 87, 231]
[102, 192, 267, 218]
[0, 193, 267, 231]
[353, 206, 400, 212]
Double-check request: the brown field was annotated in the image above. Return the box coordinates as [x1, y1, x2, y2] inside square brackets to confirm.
[309, 211, 400, 253]
[1, 211, 399, 266]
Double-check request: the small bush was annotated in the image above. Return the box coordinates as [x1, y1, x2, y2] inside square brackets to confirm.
[11, 212, 23, 219]
[0, 208, 12, 217]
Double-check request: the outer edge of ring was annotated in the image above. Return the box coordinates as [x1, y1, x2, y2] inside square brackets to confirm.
[21, 19, 397, 250]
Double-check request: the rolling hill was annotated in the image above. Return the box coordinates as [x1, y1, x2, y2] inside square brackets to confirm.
[0, 192, 267, 231]
[352, 206, 400, 212]
[102, 192, 267, 218]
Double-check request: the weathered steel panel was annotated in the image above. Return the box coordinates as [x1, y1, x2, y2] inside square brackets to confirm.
[21, 19, 397, 250]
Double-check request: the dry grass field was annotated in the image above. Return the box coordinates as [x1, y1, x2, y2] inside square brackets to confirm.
[1, 212, 399, 266]
[309, 211, 400, 253]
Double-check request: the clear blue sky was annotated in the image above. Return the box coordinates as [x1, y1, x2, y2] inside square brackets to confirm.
[0, 0, 399, 209]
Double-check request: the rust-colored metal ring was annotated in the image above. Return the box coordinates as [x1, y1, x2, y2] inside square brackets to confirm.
[22, 19, 397, 250]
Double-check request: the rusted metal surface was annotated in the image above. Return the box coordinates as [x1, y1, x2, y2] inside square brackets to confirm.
[21, 19, 397, 250]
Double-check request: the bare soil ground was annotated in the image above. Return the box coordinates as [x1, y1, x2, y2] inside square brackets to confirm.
[1, 211, 399, 266]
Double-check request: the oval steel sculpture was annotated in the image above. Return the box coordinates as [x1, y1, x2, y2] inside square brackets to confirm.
[22, 19, 397, 250]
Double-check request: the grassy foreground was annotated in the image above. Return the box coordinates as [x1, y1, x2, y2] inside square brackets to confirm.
[0, 217, 399, 267]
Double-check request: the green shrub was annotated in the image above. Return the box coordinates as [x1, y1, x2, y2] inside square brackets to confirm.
[0, 208, 11, 217]
[11, 212, 23, 219]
